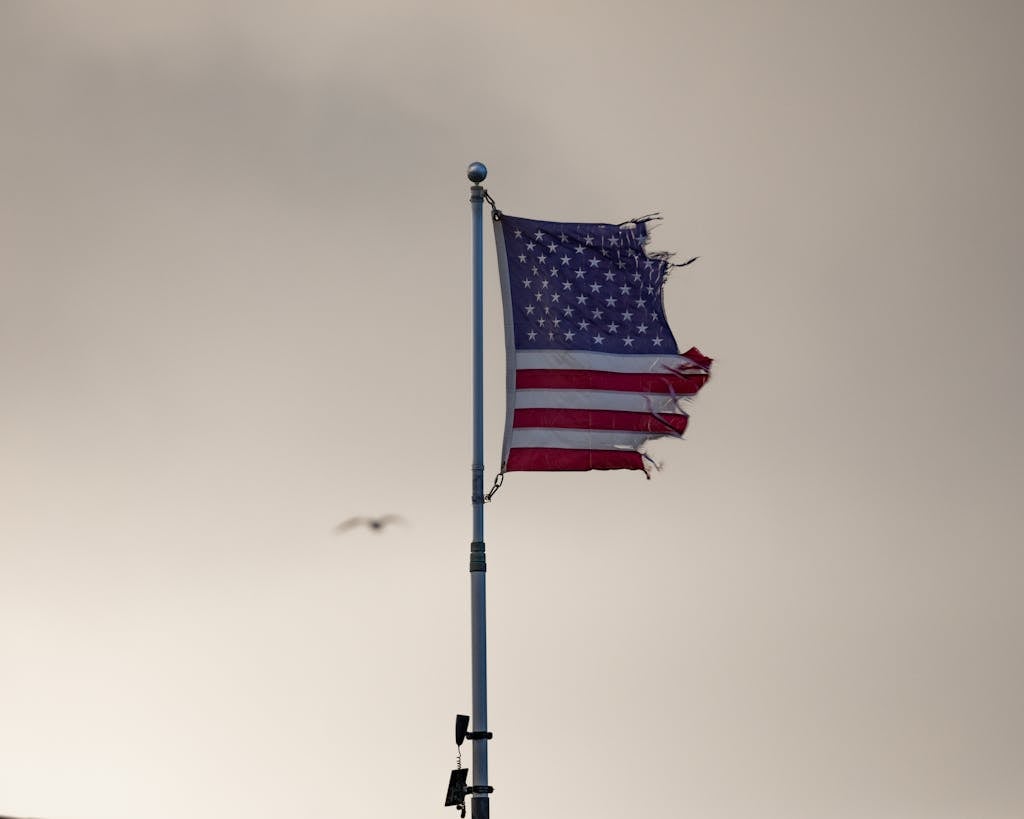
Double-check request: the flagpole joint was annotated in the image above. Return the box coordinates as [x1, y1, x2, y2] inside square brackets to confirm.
[469, 540, 486, 573]
[472, 463, 485, 505]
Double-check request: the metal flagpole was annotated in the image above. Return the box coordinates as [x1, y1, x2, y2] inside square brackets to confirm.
[467, 161, 491, 819]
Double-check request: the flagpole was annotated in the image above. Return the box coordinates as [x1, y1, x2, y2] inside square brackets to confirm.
[467, 161, 491, 819]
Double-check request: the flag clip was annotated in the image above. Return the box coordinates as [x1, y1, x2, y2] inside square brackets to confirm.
[482, 189, 502, 221]
[483, 471, 504, 502]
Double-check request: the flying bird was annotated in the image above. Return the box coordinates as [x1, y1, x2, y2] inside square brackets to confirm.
[335, 515, 405, 533]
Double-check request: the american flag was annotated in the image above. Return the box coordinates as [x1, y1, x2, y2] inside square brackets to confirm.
[493, 213, 711, 473]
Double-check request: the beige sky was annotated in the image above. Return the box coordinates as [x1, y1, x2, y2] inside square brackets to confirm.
[2, 2, 1022, 818]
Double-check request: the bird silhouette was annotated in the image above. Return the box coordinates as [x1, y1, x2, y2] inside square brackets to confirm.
[335, 514, 405, 533]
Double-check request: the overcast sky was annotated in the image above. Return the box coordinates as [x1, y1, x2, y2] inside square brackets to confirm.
[2, 3, 1022, 818]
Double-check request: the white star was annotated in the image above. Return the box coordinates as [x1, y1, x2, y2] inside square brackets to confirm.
[518, 254, 527, 263]
[575, 269, 586, 279]
[652, 337, 663, 347]
[578, 319, 591, 330]
[584, 234, 594, 245]
[563, 306, 574, 317]
[644, 259, 654, 270]
[525, 241, 535, 251]
[541, 280, 549, 289]
[547, 242, 557, 253]
[576, 294, 588, 305]
[558, 232, 569, 242]
[603, 270, 616, 281]
[619, 284, 631, 295]
[524, 304, 535, 315]
[514, 228, 523, 239]
[637, 322, 649, 334]
[647, 285, 655, 294]
[593, 334, 605, 345]
[560, 255, 571, 266]
[604, 296, 617, 307]
[635, 298, 646, 308]
[600, 248, 610, 257]
[622, 309, 634, 321]
[623, 336, 634, 347]
[609, 235, 620, 247]
[535, 292, 543, 301]
[538, 317, 546, 327]
[534, 230, 544, 240]
[537, 254, 547, 264]
[607, 321, 619, 333]
[522, 279, 532, 288]
[589, 282, 602, 293]
[591, 308, 604, 319]
[552, 317, 561, 328]
[527, 330, 537, 341]
[588, 258, 601, 268]
[550, 267, 559, 276]
[563, 330, 576, 341]
[575, 245, 585, 254]
[548, 331, 555, 341]
[633, 272, 642, 282]
[562, 280, 573, 290]
[550, 293, 560, 303]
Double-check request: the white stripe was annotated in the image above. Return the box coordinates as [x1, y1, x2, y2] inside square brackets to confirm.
[509, 428, 662, 450]
[515, 349, 701, 374]
[514, 389, 688, 415]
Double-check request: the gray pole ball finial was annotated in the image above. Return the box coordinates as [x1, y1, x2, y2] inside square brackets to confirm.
[467, 162, 488, 184]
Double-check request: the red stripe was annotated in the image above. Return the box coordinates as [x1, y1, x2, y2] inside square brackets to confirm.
[516, 368, 708, 394]
[513, 408, 689, 434]
[682, 346, 713, 369]
[505, 447, 645, 472]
